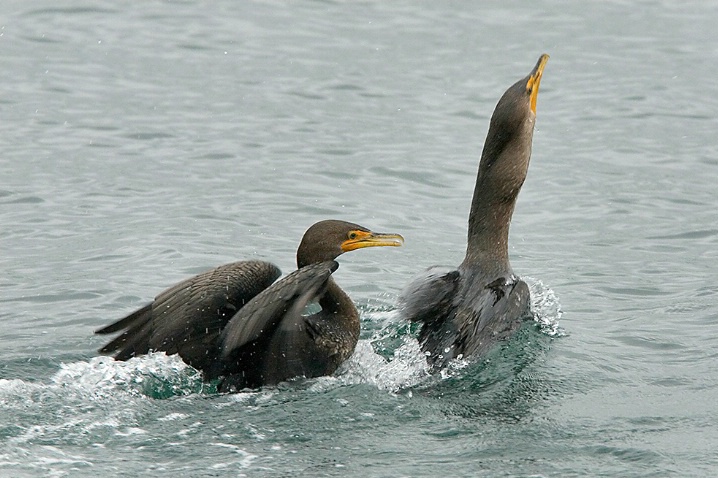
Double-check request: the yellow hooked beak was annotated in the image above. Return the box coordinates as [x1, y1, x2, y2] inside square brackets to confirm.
[341, 230, 404, 252]
[526, 53, 549, 114]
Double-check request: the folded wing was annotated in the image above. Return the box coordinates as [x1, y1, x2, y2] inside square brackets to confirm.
[217, 261, 339, 387]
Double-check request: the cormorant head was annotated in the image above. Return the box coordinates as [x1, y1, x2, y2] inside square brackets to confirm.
[477, 54, 549, 203]
[296, 219, 404, 268]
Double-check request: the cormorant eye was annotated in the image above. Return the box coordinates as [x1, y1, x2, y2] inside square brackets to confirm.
[348, 232, 357, 240]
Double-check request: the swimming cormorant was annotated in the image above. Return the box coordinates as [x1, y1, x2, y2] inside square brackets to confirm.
[95, 220, 404, 390]
[400, 54, 549, 369]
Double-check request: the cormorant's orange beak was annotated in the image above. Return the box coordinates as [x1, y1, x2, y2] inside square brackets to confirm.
[341, 230, 404, 252]
[526, 53, 549, 114]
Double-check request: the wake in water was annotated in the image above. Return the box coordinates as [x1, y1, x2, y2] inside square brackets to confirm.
[0, 355, 200, 473]
[0, 279, 562, 476]
[0, 353, 205, 408]
[336, 276, 564, 392]
[0, 278, 562, 401]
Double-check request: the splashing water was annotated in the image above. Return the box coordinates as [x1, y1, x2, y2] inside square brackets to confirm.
[0, 279, 562, 402]
[526, 276, 565, 337]
[51, 353, 208, 399]
[346, 276, 565, 391]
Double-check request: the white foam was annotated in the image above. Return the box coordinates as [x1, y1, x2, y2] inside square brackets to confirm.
[50, 353, 203, 398]
[334, 337, 431, 392]
[157, 412, 190, 422]
[525, 276, 565, 337]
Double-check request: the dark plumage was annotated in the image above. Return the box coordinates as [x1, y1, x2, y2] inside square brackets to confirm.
[96, 220, 403, 390]
[400, 54, 549, 369]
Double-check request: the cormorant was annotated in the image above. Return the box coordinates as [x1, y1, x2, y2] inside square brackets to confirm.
[400, 54, 549, 369]
[95, 220, 403, 390]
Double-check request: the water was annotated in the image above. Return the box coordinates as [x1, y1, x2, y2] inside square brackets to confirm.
[2, 1, 717, 476]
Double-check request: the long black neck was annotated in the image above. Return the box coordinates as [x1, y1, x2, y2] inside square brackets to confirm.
[318, 277, 360, 339]
[462, 174, 516, 275]
[462, 94, 533, 275]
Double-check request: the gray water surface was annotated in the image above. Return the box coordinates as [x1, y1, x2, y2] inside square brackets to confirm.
[2, 1, 718, 476]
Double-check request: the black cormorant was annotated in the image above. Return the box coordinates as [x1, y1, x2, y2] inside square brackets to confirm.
[400, 54, 549, 369]
[96, 220, 403, 390]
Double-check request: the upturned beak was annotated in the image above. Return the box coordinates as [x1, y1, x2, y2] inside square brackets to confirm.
[526, 53, 549, 114]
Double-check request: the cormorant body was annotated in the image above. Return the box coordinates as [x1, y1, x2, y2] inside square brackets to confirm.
[400, 55, 549, 369]
[96, 220, 403, 390]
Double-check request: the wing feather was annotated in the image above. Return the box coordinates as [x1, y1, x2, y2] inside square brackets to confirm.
[219, 261, 338, 357]
[95, 260, 281, 374]
[399, 267, 460, 324]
